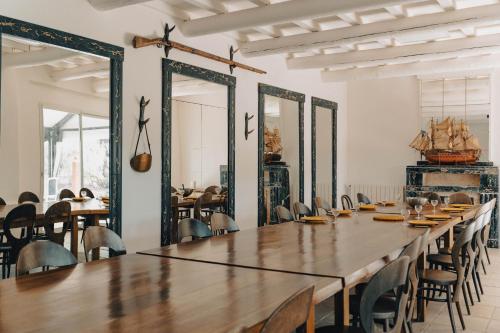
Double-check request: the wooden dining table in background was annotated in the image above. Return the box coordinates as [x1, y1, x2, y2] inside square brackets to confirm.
[0, 198, 109, 257]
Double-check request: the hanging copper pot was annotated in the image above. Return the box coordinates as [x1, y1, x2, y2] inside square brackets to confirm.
[130, 153, 152, 172]
[130, 96, 152, 173]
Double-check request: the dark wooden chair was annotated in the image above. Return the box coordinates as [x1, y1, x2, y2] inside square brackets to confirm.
[194, 192, 214, 225]
[0, 197, 6, 205]
[422, 192, 441, 204]
[83, 226, 126, 262]
[293, 202, 313, 220]
[275, 206, 294, 223]
[43, 201, 72, 246]
[18, 191, 40, 203]
[210, 213, 239, 236]
[16, 240, 77, 277]
[248, 286, 314, 333]
[315, 197, 331, 215]
[341, 194, 354, 210]
[204, 185, 220, 194]
[0, 204, 36, 278]
[449, 192, 472, 205]
[58, 189, 76, 200]
[79, 188, 95, 198]
[317, 256, 410, 333]
[178, 218, 212, 243]
[357, 193, 371, 204]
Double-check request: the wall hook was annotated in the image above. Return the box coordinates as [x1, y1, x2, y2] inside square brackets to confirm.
[229, 45, 240, 74]
[160, 23, 176, 58]
[245, 112, 255, 140]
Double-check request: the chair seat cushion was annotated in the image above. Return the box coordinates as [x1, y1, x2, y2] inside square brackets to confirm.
[421, 269, 457, 285]
[427, 253, 453, 266]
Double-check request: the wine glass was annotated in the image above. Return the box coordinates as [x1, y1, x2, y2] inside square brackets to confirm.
[331, 209, 340, 221]
[431, 200, 438, 214]
[81, 190, 87, 199]
[444, 197, 450, 207]
[415, 204, 423, 220]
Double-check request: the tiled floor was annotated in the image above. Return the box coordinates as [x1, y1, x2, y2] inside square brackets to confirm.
[316, 248, 500, 332]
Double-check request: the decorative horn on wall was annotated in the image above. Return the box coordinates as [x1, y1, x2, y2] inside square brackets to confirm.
[130, 96, 152, 172]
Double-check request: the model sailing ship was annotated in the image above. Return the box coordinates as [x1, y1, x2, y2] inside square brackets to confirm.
[410, 117, 481, 164]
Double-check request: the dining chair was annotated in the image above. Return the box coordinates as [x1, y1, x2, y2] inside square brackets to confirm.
[178, 218, 212, 243]
[170, 195, 180, 243]
[275, 206, 294, 223]
[18, 191, 40, 204]
[423, 192, 441, 204]
[479, 199, 496, 267]
[204, 185, 220, 194]
[341, 194, 354, 210]
[245, 286, 314, 333]
[83, 226, 126, 262]
[0, 197, 6, 243]
[210, 213, 239, 236]
[357, 193, 371, 204]
[16, 240, 77, 277]
[194, 192, 214, 224]
[317, 256, 410, 333]
[0, 204, 36, 278]
[204, 186, 223, 214]
[315, 197, 331, 215]
[58, 189, 76, 200]
[79, 187, 95, 198]
[43, 201, 72, 246]
[449, 192, 472, 205]
[293, 202, 313, 220]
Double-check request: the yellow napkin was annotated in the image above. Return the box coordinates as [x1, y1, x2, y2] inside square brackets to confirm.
[359, 204, 376, 211]
[302, 216, 328, 224]
[373, 214, 405, 222]
[424, 214, 451, 220]
[409, 220, 439, 227]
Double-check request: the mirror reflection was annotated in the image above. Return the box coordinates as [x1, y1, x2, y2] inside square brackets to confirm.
[170, 73, 228, 223]
[1, 34, 110, 204]
[315, 106, 333, 207]
[263, 95, 300, 224]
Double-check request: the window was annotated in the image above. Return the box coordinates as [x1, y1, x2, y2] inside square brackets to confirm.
[419, 77, 490, 161]
[42, 107, 109, 200]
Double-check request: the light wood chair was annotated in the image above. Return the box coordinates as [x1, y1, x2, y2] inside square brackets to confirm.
[275, 206, 294, 223]
[293, 202, 313, 220]
[83, 226, 126, 262]
[315, 197, 331, 215]
[449, 192, 472, 205]
[210, 213, 239, 236]
[16, 240, 77, 277]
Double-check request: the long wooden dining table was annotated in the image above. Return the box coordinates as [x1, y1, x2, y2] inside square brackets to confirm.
[0, 253, 342, 333]
[0, 199, 109, 257]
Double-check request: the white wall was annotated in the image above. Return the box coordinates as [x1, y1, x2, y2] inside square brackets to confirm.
[1, 0, 347, 252]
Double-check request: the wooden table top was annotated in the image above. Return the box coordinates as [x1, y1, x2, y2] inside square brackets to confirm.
[172, 195, 223, 208]
[0, 254, 341, 333]
[140, 205, 478, 286]
[0, 198, 109, 220]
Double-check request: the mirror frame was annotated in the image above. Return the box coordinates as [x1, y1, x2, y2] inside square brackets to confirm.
[258, 83, 304, 227]
[0, 15, 124, 235]
[311, 97, 337, 211]
[161, 59, 236, 246]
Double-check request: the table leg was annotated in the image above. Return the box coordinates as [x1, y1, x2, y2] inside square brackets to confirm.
[444, 227, 454, 249]
[70, 216, 79, 257]
[91, 215, 100, 261]
[334, 287, 350, 328]
[306, 301, 315, 333]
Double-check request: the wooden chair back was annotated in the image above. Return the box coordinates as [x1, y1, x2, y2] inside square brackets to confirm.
[178, 218, 212, 242]
[204, 186, 220, 194]
[275, 206, 294, 223]
[210, 213, 239, 236]
[341, 195, 353, 210]
[43, 201, 72, 245]
[58, 189, 75, 200]
[450, 220, 477, 302]
[257, 286, 314, 333]
[293, 202, 313, 220]
[315, 197, 331, 215]
[357, 193, 371, 204]
[18, 191, 40, 204]
[449, 192, 472, 205]
[194, 192, 214, 224]
[0, 197, 6, 205]
[3, 204, 36, 265]
[16, 240, 77, 277]
[83, 226, 126, 262]
[423, 192, 441, 204]
[79, 187, 95, 198]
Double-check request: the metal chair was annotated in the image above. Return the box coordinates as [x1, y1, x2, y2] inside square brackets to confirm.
[58, 189, 76, 200]
[194, 192, 214, 224]
[293, 202, 313, 220]
[178, 218, 212, 243]
[449, 192, 472, 205]
[210, 213, 239, 236]
[16, 240, 77, 277]
[341, 194, 354, 210]
[79, 187, 95, 198]
[83, 226, 126, 262]
[250, 286, 315, 333]
[1, 204, 36, 278]
[315, 197, 331, 215]
[275, 206, 294, 223]
[18, 191, 40, 203]
[43, 201, 72, 246]
[357, 193, 371, 204]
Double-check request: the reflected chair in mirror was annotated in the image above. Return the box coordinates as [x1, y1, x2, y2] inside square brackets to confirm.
[0, 204, 36, 278]
[16, 240, 77, 277]
[275, 206, 294, 223]
[83, 226, 126, 262]
[178, 218, 212, 243]
[210, 213, 239, 236]
[317, 256, 410, 333]
[204, 185, 222, 214]
[170, 196, 180, 242]
[341, 194, 354, 210]
[293, 202, 313, 220]
[194, 192, 214, 225]
[18, 191, 40, 204]
[80, 187, 108, 228]
[59, 189, 76, 200]
[204, 186, 220, 194]
[423, 192, 441, 204]
[315, 197, 332, 215]
[0, 197, 6, 243]
[79, 188, 95, 198]
[43, 201, 71, 246]
[449, 192, 472, 205]
[245, 286, 314, 333]
[357, 193, 371, 205]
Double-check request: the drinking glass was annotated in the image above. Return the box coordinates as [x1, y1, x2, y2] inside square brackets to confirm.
[332, 209, 340, 221]
[444, 197, 450, 207]
[415, 204, 423, 220]
[431, 200, 438, 214]
[400, 208, 409, 220]
[81, 190, 87, 198]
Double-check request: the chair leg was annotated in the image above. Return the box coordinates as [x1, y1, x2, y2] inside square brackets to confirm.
[466, 281, 475, 305]
[485, 247, 491, 265]
[462, 284, 471, 315]
[383, 318, 389, 332]
[476, 269, 484, 295]
[455, 301, 466, 330]
[472, 269, 481, 302]
[446, 287, 457, 333]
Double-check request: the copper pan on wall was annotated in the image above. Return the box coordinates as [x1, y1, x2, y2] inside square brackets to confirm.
[130, 96, 152, 172]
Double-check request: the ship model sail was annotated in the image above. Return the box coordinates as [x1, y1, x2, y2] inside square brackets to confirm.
[409, 117, 481, 164]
